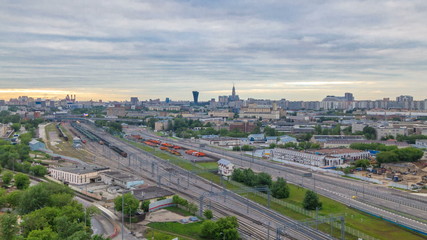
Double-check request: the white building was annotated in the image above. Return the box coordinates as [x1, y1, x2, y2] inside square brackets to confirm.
[273, 149, 343, 167]
[217, 159, 234, 177]
[49, 165, 110, 185]
[415, 140, 427, 149]
[375, 127, 407, 140]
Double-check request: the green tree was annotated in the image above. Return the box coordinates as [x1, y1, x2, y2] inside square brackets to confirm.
[363, 126, 377, 140]
[188, 202, 198, 215]
[172, 195, 188, 208]
[222, 228, 240, 240]
[18, 182, 73, 214]
[27, 227, 58, 240]
[264, 126, 278, 136]
[14, 173, 30, 190]
[271, 177, 290, 199]
[241, 145, 255, 151]
[5, 190, 23, 208]
[354, 159, 371, 169]
[216, 216, 239, 240]
[30, 165, 48, 177]
[0, 213, 18, 240]
[376, 151, 399, 164]
[395, 147, 424, 162]
[303, 190, 322, 210]
[204, 209, 213, 219]
[141, 200, 150, 212]
[200, 220, 218, 239]
[2, 171, 13, 184]
[114, 193, 139, 216]
[256, 172, 272, 187]
[49, 193, 74, 207]
[11, 123, 21, 132]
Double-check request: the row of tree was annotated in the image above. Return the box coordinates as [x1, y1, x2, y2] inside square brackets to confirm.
[231, 168, 290, 199]
[0, 182, 107, 240]
[376, 147, 424, 164]
[350, 142, 398, 151]
[1, 170, 30, 190]
[350, 142, 423, 163]
[270, 141, 321, 150]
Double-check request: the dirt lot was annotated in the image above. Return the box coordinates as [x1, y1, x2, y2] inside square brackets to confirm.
[143, 209, 184, 223]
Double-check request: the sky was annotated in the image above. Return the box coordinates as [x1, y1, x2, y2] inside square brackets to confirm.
[1, 0, 427, 101]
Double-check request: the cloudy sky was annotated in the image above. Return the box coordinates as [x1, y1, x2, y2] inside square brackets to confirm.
[1, 0, 426, 101]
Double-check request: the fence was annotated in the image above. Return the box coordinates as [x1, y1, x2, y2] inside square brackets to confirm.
[346, 174, 384, 184]
[149, 198, 175, 212]
[388, 182, 410, 190]
[228, 180, 380, 240]
[271, 157, 345, 176]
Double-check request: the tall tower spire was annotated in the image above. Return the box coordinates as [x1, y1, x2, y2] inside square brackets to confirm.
[232, 84, 236, 100]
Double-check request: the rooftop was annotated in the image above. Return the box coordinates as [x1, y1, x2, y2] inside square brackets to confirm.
[53, 165, 109, 175]
[217, 159, 232, 165]
[132, 186, 174, 201]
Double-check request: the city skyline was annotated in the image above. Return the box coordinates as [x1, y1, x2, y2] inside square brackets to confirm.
[1, 1, 427, 101]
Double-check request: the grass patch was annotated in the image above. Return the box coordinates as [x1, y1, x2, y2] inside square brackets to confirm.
[164, 206, 193, 216]
[147, 221, 204, 240]
[144, 228, 193, 240]
[196, 162, 218, 170]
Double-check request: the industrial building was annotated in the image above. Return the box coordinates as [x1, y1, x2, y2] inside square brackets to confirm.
[100, 171, 144, 189]
[273, 149, 343, 167]
[49, 165, 110, 185]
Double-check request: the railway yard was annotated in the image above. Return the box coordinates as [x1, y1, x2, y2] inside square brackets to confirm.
[42, 120, 427, 240]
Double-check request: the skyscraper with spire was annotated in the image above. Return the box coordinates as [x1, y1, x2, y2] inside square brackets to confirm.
[229, 84, 239, 101]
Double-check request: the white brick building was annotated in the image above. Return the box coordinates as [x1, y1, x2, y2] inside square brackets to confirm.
[217, 159, 234, 177]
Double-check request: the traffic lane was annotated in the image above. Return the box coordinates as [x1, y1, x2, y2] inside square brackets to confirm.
[75, 196, 115, 237]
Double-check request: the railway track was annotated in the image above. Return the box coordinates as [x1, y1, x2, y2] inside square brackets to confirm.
[79, 123, 334, 240]
[141, 133, 427, 218]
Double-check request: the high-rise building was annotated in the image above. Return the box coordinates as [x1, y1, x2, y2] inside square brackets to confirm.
[192, 91, 199, 104]
[130, 97, 139, 105]
[345, 92, 354, 101]
[396, 95, 413, 102]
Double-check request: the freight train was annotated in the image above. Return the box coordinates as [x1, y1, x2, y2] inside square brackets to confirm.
[56, 123, 69, 141]
[70, 121, 128, 158]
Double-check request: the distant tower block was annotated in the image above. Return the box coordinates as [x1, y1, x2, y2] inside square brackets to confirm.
[192, 91, 199, 105]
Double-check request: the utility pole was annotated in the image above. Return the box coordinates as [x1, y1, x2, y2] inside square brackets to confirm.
[122, 193, 124, 240]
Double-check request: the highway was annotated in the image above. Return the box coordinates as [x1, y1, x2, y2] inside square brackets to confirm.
[136, 130, 427, 235]
[79, 123, 336, 240]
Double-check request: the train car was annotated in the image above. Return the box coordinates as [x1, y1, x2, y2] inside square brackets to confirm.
[161, 143, 174, 147]
[110, 146, 128, 157]
[148, 139, 161, 145]
[185, 150, 196, 155]
[143, 141, 157, 147]
[56, 123, 69, 141]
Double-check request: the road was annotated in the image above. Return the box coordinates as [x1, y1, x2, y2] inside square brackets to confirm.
[136, 130, 427, 235]
[79, 123, 335, 240]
